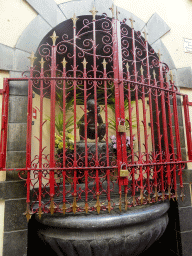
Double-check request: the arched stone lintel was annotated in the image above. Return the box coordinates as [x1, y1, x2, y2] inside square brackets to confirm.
[25, 0, 66, 28]
[115, 5, 145, 32]
[59, 0, 113, 20]
[15, 15, 52, 54]
[0, 44, 14, 71]
[144, 12, 171, 45]
[152, 39, 176, 70]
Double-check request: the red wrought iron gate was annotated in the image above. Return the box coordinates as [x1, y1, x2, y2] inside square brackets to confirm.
[0, 5, 192, 221]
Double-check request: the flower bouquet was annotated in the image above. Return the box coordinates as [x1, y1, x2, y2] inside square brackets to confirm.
[55, 132, 74, 158]
[110, 135, 135, 152]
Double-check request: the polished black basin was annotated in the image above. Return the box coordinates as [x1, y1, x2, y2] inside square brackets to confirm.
[36, 201, 169, 256]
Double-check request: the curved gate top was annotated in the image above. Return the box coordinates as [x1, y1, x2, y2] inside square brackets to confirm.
[0, 5, 191, 220]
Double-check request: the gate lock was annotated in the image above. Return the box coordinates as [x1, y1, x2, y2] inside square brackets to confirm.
[118, 120, 126, 133]
[120, 164, 129, 177]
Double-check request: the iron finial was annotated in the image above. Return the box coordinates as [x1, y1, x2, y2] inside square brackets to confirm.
[61, 57, 67, 69]
[23, 203, 32, 222]
[90, 6, 98, 20]
[26, 211, 31, 222]
[62, 203, 67, 215]
[157, 49, 162, 61]
[39, 57, 45, 69]
[116, 7, 120, 20]
[126, 62, 129, 72]
[102, 59, 107, 69]
[82, 58, 88, 69]
[140, 65, 144, 76]
[28, 51, 37, 67]
[50, 198, 55, 215]
[38, 207, 43, 219]
[84, 202, 89, 214]
[169, 70, 174, 82]
[72, 196, 78, 214]
[129, 17, 135, 29]
[165, 73, 169, 82]
[143, 30, 148, 41]
[109, 3, 115, 18]
[50, 31, 59, 46]
[107, 201, 111, 213]
[96, 194, 101, 214]
[71, 13, 78, 27]
[153, 70, 156, 79]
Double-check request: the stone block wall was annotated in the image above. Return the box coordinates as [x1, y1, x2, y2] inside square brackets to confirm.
[1, 77, 28, 255]
[0, 180, 28, 256]
[176, 169, 192, 256]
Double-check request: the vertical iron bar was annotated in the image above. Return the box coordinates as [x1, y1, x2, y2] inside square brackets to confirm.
[0, 79, 9, 170]
[112, 11, 122, 211]
[25, 64, 33, 221]
[141, 70, 150, 202]
[165, 76, 177, 199]
[153, 74, 164, 199]
[170, 78, 183, 199]
[92, 12, 100, 214]
[148, 87, 158, 200]
[127, 69, 136, 205]
[0, 83, 5, 170]
[131, 24, 143, 204]
[159, 61, 171, 199]
[135, 85, 143, 203]
[49, 36, 57, 214]
[93, 17, 98, 166]
[103, 59, 111, 212]
[183, 94, 192, 160]
[38, 58, 44, 217]
[145, 38, 157, 200]
[62, 60, 67, 214]
[82, 59, 89, 213]
[117, 12, 128, 209]
[72, 18, 78, 213]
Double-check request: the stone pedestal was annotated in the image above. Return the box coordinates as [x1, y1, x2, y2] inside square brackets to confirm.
[76, 141, 112, 154]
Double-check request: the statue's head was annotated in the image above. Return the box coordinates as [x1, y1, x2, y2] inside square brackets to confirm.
[87, 99, 100, 113]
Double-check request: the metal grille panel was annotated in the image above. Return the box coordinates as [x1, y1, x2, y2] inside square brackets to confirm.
[0, 6, 191, 221]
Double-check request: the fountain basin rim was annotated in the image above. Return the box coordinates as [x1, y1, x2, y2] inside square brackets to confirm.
[36, 201, 170, 230]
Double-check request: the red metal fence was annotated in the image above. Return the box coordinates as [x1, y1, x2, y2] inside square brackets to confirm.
[0, 5, 191, 221]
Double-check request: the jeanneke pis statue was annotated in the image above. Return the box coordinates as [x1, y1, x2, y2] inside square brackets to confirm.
[78, 99, 106, 142]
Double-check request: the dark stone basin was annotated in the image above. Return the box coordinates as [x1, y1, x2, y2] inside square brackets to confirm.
[36, 201, 169, 256]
